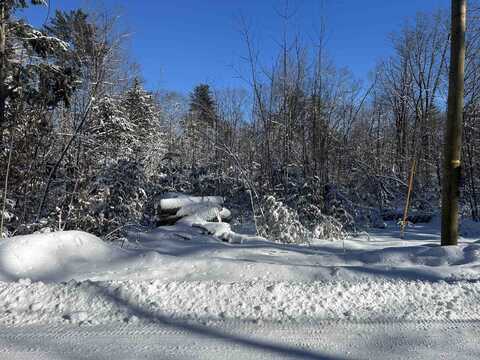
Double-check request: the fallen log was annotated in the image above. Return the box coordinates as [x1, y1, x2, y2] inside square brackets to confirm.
[159, 196, 224, 212]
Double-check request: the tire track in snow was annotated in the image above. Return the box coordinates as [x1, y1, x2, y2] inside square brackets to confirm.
[0, 320, 479, 359]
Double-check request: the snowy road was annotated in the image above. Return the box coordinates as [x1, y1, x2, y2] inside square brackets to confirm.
[0, 320, 478, 359]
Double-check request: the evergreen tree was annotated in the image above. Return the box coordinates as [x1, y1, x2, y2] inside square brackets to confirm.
[189, 84, 217, 126]
[44, 9, 94, 83]
[122, 79, 159, 154]
[184, 84, 218, 169]
[0, 1, 77, 131]
[0, 1, 79, 233]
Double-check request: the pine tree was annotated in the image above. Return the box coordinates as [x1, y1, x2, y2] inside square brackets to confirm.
[190, 84, 217, 126]
[0, 1, 79, 232]
[123, 79, 168, 176]
[88, 79, 162, 163]
[122, 79, 158, 153]
[184, 84, 218, 169]
[0, 1, 77, 131]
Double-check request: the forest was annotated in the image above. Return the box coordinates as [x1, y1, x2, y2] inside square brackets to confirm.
[0, 0, 478, 244]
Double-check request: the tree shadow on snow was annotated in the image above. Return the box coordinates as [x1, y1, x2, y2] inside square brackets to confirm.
[88, 282, 350, 360]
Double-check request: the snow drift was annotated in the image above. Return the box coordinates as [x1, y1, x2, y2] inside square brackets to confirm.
[0, 231, 127, 282]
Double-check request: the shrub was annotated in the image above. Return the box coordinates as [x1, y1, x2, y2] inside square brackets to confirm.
[64, 159, 147, 237]
[258, 195, 311, 245]
[258, 195, 349, 244]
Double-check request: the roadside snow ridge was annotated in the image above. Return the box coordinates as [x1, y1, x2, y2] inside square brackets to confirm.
[0, 279, 479, 326]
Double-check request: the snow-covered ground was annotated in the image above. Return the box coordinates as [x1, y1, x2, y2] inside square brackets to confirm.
[1, 218, 480, 358]
[3, 219, 480, 284]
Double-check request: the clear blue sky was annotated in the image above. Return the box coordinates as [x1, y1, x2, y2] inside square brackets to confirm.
[20, 0, 450, 94]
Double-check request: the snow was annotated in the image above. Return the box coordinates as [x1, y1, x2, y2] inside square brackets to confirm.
[176, 206, 231, 225]
[0, 278, 479, 327]
[1, 321, 478, 360]
[171, 198, 245, 243]
[1, 219, 480, 357]
[176, 202, 231, 223]
[0, 231, 128, 282]
[159, 196, 224, 211]
[195, 221, 232, 237]
[2, 220, 480, 284]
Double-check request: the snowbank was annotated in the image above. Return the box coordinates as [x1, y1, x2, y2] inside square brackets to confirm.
[1, 279, 480, 326]
[0, 231, 128, 282]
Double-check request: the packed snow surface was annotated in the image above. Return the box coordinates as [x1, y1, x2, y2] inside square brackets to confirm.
[2, 321, 479, 359]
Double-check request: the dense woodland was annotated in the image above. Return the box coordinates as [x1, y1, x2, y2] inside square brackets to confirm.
[0, 1, 479, 242]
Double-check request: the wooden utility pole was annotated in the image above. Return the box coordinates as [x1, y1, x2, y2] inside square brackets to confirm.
[441, 0, 467, 246]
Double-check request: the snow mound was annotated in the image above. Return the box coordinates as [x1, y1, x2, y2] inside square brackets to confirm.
[176, 203, 231, 222]
[173, 219, 261, 244]
[197, 222, 231, 237]
[0, 231, 127, 282]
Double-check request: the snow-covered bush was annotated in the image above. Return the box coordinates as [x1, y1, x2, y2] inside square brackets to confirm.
[298, 203, 348, 242]
[65, 160, 147, 237]
[0, 197, 16, 237]
[258, 195, 312, 245]
[310, 209, 348, 242]
[258, 196, 349, 244]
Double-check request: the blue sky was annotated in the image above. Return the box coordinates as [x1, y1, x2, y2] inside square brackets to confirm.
[20, 0, 450, 94]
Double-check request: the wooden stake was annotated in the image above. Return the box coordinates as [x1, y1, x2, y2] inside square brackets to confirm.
[400, 159, 416, 239]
